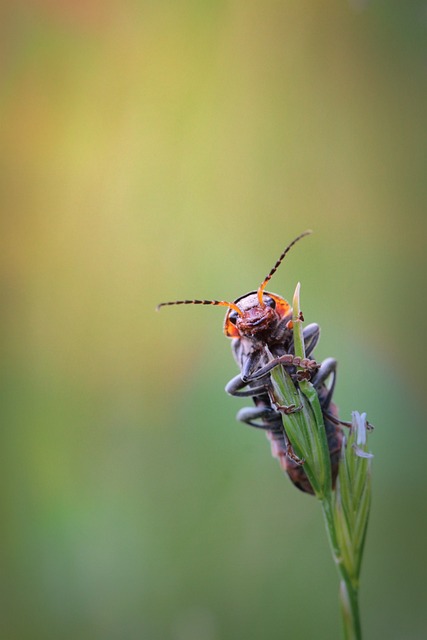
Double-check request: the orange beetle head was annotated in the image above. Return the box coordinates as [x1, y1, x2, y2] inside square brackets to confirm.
[224, 290, 292, 339]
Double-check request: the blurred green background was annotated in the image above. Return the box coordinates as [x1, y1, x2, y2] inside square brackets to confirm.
[1, 1, 426, 638]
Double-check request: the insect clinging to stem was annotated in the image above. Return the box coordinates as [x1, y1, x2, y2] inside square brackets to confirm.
[157, 230, 344, 494]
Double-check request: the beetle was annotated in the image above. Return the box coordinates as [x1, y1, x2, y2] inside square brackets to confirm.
[157, 231, 343, 494]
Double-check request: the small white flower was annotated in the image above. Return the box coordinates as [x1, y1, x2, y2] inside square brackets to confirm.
[351, 411, 374, 459]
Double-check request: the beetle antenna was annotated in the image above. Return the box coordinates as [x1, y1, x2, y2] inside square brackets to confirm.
[257, 230, 312, 306]
[156, 299, 243, 316]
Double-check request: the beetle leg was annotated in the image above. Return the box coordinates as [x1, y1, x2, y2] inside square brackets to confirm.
[285, 441, 304, 465]
[267, 386, 303, 415]
[225, 374, 268, 398]
[303, 323, 321, 357]
[236, 406, 280, 429]
[237, 407, 304, 465]
[287, 322, 320, 358]
[275, 401, 303, 415]
[243, 354, 319, 383]
[266, 426, 304, 465]
[311, 357, 337, 411]
[323, 408, 374, 432]
[240, 349, 264, 381]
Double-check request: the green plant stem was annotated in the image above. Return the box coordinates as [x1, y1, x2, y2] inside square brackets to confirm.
[321, 496, 361, 640]
[291, 283, 362, 640]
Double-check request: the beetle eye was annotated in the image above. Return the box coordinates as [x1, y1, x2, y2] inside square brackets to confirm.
[265, 297, 276, 309]
[229, 311, 238, 324]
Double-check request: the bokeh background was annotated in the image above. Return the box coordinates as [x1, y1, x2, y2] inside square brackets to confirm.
[1, 1, 426, 638]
